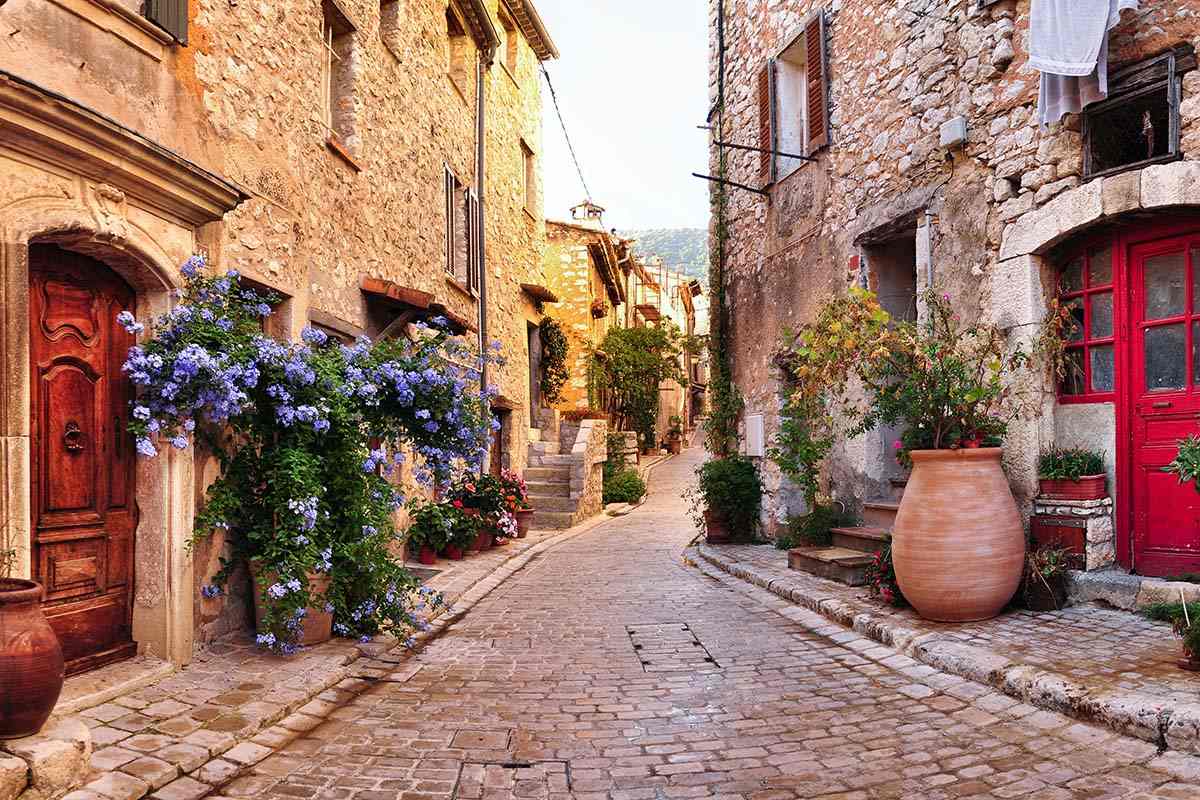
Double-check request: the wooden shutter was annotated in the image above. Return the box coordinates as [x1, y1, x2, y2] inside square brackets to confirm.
[145, 0, 188, 45]
[805, 12, 829, 152]
[444, 167, 455, 277]
[467, 189, 481, 294]
[757, 60, 776, 184]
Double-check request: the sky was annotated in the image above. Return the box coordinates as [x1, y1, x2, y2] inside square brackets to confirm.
[534, 1, 711, 232]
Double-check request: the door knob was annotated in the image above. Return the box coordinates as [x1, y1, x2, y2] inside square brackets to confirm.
[63, 421, 85, 452]
[1152, 401, 1173, 409]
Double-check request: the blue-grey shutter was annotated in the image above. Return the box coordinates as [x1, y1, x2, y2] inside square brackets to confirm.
[145, 0, 188, 45]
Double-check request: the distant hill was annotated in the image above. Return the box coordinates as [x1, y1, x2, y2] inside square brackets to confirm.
[620, 228, 708, 281]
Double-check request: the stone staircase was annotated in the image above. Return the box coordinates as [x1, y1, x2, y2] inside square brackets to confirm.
[787, 480, 905, 586]
[525, 416, 606, 529]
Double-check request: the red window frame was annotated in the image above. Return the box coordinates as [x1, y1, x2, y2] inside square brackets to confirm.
[1056, 242, 1116, 403]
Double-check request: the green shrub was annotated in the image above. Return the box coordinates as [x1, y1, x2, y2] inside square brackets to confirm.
[604, 469, 646, 505]
[776, 502, 856, 550]
[687, 456, 762, 539]
[1038, 447, 1104, 480]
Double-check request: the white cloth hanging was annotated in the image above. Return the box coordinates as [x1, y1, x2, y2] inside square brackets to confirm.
[1031, 0, 1140, 126]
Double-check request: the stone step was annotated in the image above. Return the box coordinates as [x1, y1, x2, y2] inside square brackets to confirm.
[530, 454, 575, 466]
[830, 526, 891, 554]
[532, 510, 575, 529]
[527, 442, 560, 457]
[525, 466, 570, 481]
[527, 480, 570, 497]
[862, 501, 900, 529]
[529, 495, 576, 513]
[787, 546, 873, 586]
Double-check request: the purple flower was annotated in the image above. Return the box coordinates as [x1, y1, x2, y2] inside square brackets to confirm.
[201, 585, 222, 598]
[216, 317, 234, 332]
[301, 327, 328, 346]
[181, 255, 205, 279]
[116, 311, 144, 335]
[170, 435, 189, 450]
[135, 437, 157, 458]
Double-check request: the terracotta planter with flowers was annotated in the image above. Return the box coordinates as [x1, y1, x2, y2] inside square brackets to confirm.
[1038, 475, 1106, 501]
[0, 580, 64, 739]
[514, 509, 533, 538]
[249, 565, 334, 647]
[892, 448, 1024, 622]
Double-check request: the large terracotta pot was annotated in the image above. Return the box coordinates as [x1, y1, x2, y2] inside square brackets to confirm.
[514, 509, 533, 538]
[0, 580, 65, 739]
[704, 509, 730, 544]
[249, 566, 334, 647]
[892, 448, 1024, 622]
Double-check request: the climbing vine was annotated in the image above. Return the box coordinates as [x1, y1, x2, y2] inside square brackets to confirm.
[704, 84, 743, 457]
[538, 316, 570, 406]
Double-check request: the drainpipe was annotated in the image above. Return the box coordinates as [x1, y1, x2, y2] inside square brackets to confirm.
[476, 42, 496, 473]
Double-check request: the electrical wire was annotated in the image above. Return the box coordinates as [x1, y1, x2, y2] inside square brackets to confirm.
[541, 63, 593, 204]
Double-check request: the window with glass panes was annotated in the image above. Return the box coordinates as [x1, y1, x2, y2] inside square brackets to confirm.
[1057, 245, 1115, 399]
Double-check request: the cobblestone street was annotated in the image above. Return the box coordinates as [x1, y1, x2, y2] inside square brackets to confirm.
[213, 447, 1200, 800]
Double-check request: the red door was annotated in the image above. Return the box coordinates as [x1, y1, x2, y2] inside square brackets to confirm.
[1130, 233, 1200, 576]
[30, 245, 138, 674]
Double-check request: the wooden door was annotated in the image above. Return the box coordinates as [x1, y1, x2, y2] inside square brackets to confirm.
[489, 410, 506, 477]
[29, 245, 138, 674]
[1130, 234, 1200, 576]
[528, 322, 542, 427]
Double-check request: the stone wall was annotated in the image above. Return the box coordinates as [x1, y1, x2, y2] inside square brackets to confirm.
[710, 0, 1200, 541]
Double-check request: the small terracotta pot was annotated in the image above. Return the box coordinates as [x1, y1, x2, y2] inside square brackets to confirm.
[668, 439, 682, 455]
[0, 580, 64, 739]
[250, 565, 334, 647]
[418, 545, 437, 565]
[704, 509, 730, 544]
[444, 544, 465, 561]
[473, 530, 491, 552]
[892, 448, 1024, 623]
[514, 509, 533, 538]
[1038, 475, 1106, 501]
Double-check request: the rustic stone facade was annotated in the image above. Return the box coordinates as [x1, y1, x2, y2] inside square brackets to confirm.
[710, 0, 1200, 572]
[0, 0, 558, 663]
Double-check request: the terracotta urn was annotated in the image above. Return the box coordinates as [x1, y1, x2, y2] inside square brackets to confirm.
[704, 509, 730, 544]
[0, 579, 65, 739]
[249, 566, 334, 647]
[514, 509, 533, 538]
[892, 448, 1024, 622]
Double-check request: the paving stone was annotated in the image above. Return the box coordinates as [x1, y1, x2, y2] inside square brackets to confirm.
[194, 759, 241, 786]
[82, 772, 150, 800]
[222, 743, 272, 767]
[120, 735, 176, 754]
[90, 747, 140, 772]
[152, 744, 209, 773]
[2, 717, 92, 800]
[120, 757, 179, 790]
[0, 754, 27, 800]
[179, 730, 236, 758]
[149, 777, 210, 800]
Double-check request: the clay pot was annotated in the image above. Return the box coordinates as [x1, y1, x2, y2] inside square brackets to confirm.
[443, 544, 465, 561]
[0, 579, 65, 739]
[514, 509, 533, 538]
[1038, 475, 1106, 501]
[892, 448, 1024, 623]
[668, 439, 682, 455]
[704, 509, 730, 544]
[250, 566, 334, 647]
[418, 546, 437, 566]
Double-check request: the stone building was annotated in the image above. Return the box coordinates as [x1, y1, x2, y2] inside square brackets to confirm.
[709, 0, 1200, 576]
[0, 0, 557, 674]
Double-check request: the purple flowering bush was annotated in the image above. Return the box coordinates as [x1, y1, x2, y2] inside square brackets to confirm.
[123, 256, 498, 652]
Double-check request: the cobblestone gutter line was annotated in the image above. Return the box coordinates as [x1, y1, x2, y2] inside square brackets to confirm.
[690, 544, 1200, 758]
[42, 518, 613, 800]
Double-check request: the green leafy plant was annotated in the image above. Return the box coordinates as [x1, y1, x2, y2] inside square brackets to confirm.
[775, 500, 856, 550]
[125, 255, 496, 652]
[498, 469, 532, 512]
[405, 501, 457, 553]
[539, 316, 570, 406]
[1164, 436, 1200, 494]
[686, 456, 762, 540]
[1038, 447, 1104, 480]
[772, 288, 1033, 495]
[1142, 601, 1200, 659]
[864, 541, 906, 607]
[588, 324, 684, 450]
[603, 469, 646, 505]
[666, 415, 684, 439]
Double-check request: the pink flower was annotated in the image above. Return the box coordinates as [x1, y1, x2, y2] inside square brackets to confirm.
[893, 440, 903, 450]
[880, 587, 894, 603]
[942, 293, 950, 301]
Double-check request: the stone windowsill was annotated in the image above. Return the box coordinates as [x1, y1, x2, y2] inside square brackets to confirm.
[325, 136, 363, 173]
[444, 275, 477, 302]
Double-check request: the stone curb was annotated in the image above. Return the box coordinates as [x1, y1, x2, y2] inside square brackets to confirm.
[690, 544, 1197, 757]
[57, 516, 611, 800]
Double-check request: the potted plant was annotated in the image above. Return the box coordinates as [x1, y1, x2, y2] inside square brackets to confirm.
[451, 475, 508, 550]
[1142, 601, 1200, 671]
[1021, 544, 1070, 612]
[686, 456, 762, 544]
[406, 502, 456, 565]
[666, 416, 684, 455]
[773, 288, 1030, 623]
[499, 470, 534, 537]
[1038, 447, 1106, 500]
[442, 505, 476, 560]
[590, 299, 608, 319]
[0, 543, 65, 740]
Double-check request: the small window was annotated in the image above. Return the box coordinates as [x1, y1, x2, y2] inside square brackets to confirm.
[521, 140, 536, 215]
[380, 0, 401, 56]
[445, 167, 479, 294]
[238, 275, 292, 341]
[1083, 46, 1195, 179]
[774, 35, 809, 177]
[446, 5, 474, 97]
[1056, 244, 1116, 400]
[499, 5, 519, 76]
[321, 1, 358, 150]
